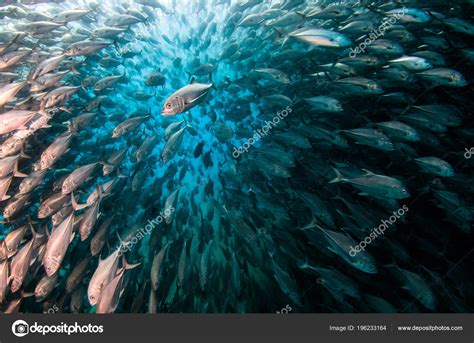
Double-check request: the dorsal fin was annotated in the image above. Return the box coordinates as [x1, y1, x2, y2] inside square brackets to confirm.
[190, 77, 196, 84]
[362, 168, 375, 176]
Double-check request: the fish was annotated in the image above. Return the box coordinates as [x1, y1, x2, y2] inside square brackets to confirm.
[164, 120, 184, 141]
[65, 40, 112, 57]
[288, 27, 352, 48]
[112, 115, 149, 138]
[10, 227, 36, 292]
[78, 194, 101, 241]
[417, 68, 467, 87]
[305, 96, 342, 112]
[164, 189, 179, 225]
[342, 128, 395, 151]
[330, 168, 410, 199]
[40, 132, 72, 170]
[94, 74, 123, 92]
[0, 0, 472, 315]
[162, 79, 213, 115]
[414, 157, 454, 177]
[0, 260, 9, 303]
[136, 135, 158, 162]
[34, 273, 58, 302]
[251, 68, 290, 84]
[102, 148, 127, 176]
[0, 81, 25, 106]
[95, 266, 127, 314]
[90, 216, 114, 256]
[42, 213, 75, 277]
[162, 126, 188, 163]
[65, 257, 91, 293]
[151, 243, 168, 291]
[145, 71, 166, 87]
[2, 225, 27, 259]
[319, 227, 377, 274]
[87, 247, 121, 305]
[62, 163, 98, 194]
[30, 55, 66, 80]
[0, 175, 13, 201]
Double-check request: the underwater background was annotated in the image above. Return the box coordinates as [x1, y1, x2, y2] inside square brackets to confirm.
[0, 0, 473, 313]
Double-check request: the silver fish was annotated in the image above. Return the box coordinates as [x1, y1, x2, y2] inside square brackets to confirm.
[162, 80, 212, 115]
[42, 213, 75, 277]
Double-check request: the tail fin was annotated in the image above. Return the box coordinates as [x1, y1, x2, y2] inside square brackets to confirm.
[71, 192, 88, 211]
[328, 167, 344, 184]
[122, 255, 141, 270]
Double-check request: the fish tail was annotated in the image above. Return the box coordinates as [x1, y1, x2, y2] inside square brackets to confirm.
[122, 255, 141, 271]
[328, 167, 345, 184]
[209, 72, 216, 90]
[71, 192, 87, 211]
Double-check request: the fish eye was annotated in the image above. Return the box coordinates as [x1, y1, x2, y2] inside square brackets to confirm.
[166, 103, 172, 109]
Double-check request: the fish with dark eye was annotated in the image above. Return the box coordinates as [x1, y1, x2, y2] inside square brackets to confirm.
[42, 213, 75, 277]
[94, 74, 123, 92]
[414, 157, 455, 177]
[330, 168, 410, 200]
[2, 225, 27, 259]
[342, 128, 395, 151]
[112, 115, 150, 138]
[87, 246, 122, 306]
[61, 162, 98, 194]
[161, 79, 213, 116]
[305, 96, 343, 112]
[102, 148, 127, 176]
[10, 227, 36, 293]
[417, 68, 468, 87]
[41, 86, 79, 109]
[65, 40, 113, 57]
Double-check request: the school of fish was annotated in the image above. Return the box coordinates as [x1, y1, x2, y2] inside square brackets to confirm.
[0, 0, 473, 313]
